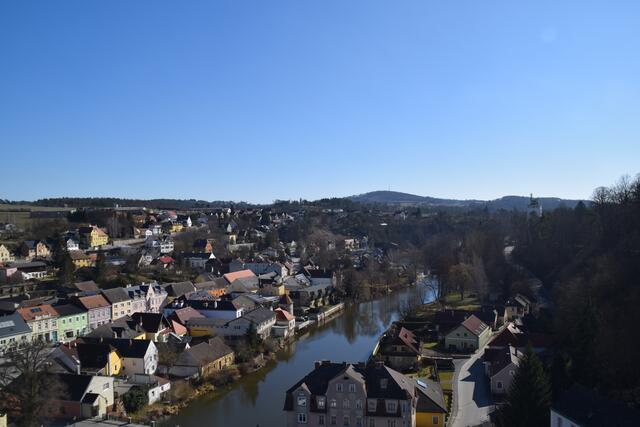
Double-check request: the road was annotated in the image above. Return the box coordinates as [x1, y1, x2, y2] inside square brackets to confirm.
[449, 350, 493, 427]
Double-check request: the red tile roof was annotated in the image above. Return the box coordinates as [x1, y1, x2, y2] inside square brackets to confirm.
[17, 304, 59, 322]
[223, 269, 256, 284]
[461, 315, 489, 336]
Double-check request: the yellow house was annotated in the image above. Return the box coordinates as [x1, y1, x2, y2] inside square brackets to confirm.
[416, 378, 448, 427]
[80, 225, 109, 248]
[77, 341, 122, 376]
[170, 222, 183, 233]
[69, 250, 94, 269]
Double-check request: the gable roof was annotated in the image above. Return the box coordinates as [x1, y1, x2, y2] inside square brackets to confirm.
[460, 315, 489, 337]
[131, 312, 170, 333]
[241, 307, 276, 324]
[73, 280, 99, 292]
[169, 307, 205, 325]
[77, 342, 114, 370]
[76, 294, 111, 310]
[162, 281, 196, 298]
[48, 373, 93, 401]
[223, 269, 256, 284]
[82, 337, 153, 359]
[176, 337, 233, 367]
[275, 307, 295, 322]
[415, 378, 447, 413]
[101, 287, 131, 304]
[54, 304, 86, 317]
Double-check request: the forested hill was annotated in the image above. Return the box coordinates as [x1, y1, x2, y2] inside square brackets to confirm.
[1, 198, 256, 209]
[349, 190, 586, 210]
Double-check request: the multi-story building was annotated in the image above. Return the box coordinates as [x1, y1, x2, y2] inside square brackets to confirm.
[0, 312, 32, 354]
[17, 304, 59, 343]
[74, 294, 112, 330]
[284, 361, 447, 427]
[79, 225, 109, 248]
[139, 282, 168, 313]
[54, 304, 89, 343]
[0, 244, 14, 263]
[102, 287, 134, 320]
[20, 240, 51, 260]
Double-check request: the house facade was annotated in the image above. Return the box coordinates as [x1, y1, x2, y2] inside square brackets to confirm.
[284, 361, 419, 427]
[102, 287, 134, 320]
[0, 244, 14, 263]
[55, 304, 89, 343]
[0, 312, 31, 355]
[17, 304, 59, 342]
[43, 374, 114, 420]
[444, 315, 491, 352]
[75, 294, 112, 330]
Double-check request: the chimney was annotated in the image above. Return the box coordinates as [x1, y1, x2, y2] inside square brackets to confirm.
[315, 361, 321, 369]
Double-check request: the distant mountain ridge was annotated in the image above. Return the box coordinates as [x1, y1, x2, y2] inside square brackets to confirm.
[349, 190, 586, 210]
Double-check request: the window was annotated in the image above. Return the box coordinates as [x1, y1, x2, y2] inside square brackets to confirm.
[355, 399, 362, 409]
[385, 400, 397, 413]
[387, 421, 396, 427]
[330, 415, 337, 425]
[369, 420, 375, 427]
[317, 396, 326, 409]
[102, 383, 110, 390]
[343, 399, 350, 409]
[348, 383, 356, 393]
[380, 379, 387, 389]
[509, 370, 515, 376]
[497, 381, 503, 389]
[297, 395, 307, 407]
[336, 383, 343, 392]
[401, 401, 408, 413]
[356, 416, 363, 427]
[432, 416, 439, 425]
[343, 416, 350, 426]
[330, 399, 337, 408]
[318, 414, 325, 425]
[367, 399, 377, 412]
[297, 413, 307, 424]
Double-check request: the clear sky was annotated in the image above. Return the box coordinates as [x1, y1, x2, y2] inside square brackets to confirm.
[1, 1, 639, 203]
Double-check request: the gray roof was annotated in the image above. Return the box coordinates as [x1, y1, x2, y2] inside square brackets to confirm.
[241, 307, 276, 324]
[101, 287, 131, 304]
[53, 304, 86, 317]
[0, 312, 31, 338]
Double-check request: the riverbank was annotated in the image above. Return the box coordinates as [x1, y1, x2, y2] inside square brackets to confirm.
[160, 283, 429, 427]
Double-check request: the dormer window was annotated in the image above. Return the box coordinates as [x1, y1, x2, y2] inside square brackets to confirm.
[297, 395, 307, 407]
[380, 379, 388, 389]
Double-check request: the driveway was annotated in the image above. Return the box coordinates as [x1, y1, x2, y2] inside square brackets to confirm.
[449, 350, 493, 427]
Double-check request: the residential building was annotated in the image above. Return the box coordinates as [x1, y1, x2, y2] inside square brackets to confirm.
[169, 337, 234, 378]
[161, 281, 196, 299]
[0, 312, 31, 355]
[55, 304, 89, 343]
[139, 282, 168, 313]
[415, 378, 448, 427]
[123, 284, 148, 314]
[102, 287, 133, 320]
[69, 250, 94, 269]
[17, 304, 59, 342]
[0, 244, 14, 263]
[73, 294, 112, 330]
[164, 298, 244, 320]
[79, 225, 109, 248]
[130, 312, 171, 341]
[41, 374, 114, 420]
[379, 327, 422, 370]
[193, 238, 214, 253]
[444, 315, 491, 352]
[20, 240, 51, 260]
[217, 307, 276, 339]
[64, 236, 80, 251]
[82, 337, 158, 375]
[284, 361, 420, 427]
[504, 294, 533, 321]
[77, 341, 123, 376]
[483, 346, 521, 395]
[272, 307, 296, 338]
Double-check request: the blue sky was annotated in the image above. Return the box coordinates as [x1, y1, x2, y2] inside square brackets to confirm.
[1, 1, 639, 203]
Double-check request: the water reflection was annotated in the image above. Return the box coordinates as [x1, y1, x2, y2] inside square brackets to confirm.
[165, 282, 431, 427]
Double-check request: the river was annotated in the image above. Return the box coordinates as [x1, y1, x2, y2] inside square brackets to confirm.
[165, 281, 433, 427]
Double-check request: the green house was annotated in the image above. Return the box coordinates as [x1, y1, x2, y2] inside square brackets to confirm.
[55, 304, 89, 342]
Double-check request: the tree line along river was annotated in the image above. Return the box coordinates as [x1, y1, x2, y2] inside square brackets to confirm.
[164, 281, 433, 427]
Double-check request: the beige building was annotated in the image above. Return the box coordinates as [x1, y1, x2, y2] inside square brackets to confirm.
[0, 245, 14, 263]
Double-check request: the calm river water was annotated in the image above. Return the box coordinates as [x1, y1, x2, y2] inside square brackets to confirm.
[165, 282, 432, 427]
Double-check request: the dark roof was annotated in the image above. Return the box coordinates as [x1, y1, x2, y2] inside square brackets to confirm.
[169, 307, 205, 325]
[0, 312, 32, 338]
[553, 384, 640, 426]
[162, 281, 196, 297]
[415, 378, 447, 413]
[101, 287, 131, 304]
[82, 337, 153, 358]
[86, 317, 142, 339]
[241, 307, 276, 324]
[54, 304, 86, 317]
[77, 342, 113, 370]
[176, 337, 233, 367]
[131, 312, 170, 333]
[284, 362, 414, 413]
[48, 373, 93, 401]
[73, 281, 99, 292]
